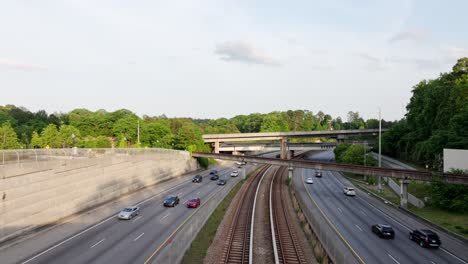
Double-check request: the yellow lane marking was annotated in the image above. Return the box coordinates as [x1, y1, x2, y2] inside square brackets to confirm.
[301, 171, 366, 264]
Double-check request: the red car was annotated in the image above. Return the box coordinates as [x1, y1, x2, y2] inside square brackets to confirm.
[186, 198, 201, 208]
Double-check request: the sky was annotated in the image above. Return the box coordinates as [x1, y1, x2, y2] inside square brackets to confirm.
[1, 0, 467, 121]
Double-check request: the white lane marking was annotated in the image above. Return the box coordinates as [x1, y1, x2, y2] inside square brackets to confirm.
[90, 238, 105, 249]
[337, 207, 343, 213]
[132, 216, 142, 223]
[388, 254, 400, 264]
[360, 210, 367, 216]
[355, 225, 363, 232]
[356, 197, 468, 264]
[133, 233, 145, 241]
[196, 192, 200, 195]
[431, 261, 436, 264]
[21, 179, 192, 264]
[161, 213, 170, 220]
[178, 192, 182, 196]
[183, 200, 188, 204]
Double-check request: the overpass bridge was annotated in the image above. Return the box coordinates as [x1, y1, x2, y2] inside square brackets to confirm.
[219, 142, 337, 153]
[203, 129, 385, 158]
[193, 152, 468, 208]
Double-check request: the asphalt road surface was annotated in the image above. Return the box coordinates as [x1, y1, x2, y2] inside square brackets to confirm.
[296, 150, 466, 264]
[17, 166, 242, 264]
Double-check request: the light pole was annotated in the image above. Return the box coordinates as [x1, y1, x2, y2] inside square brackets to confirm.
[378, 108, 382, 193]
[137, 120, 140, 146]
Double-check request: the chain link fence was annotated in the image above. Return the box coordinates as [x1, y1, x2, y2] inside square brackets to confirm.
[292, 168, 361, 264]
[0, 148, 188, 165]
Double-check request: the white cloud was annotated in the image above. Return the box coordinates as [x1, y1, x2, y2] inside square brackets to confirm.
[389, 28, 427, 43]
[444, 47, 468, 60]
[0, 59, 47, 71]
[214, 41, 279, 66]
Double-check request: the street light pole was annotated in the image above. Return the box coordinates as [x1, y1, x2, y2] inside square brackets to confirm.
[378, 108, 382, 193]
[137, 120, 140, 145]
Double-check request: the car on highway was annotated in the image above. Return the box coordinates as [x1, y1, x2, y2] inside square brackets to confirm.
[371, 224, 395, 239]
[118, 206, 140, 220]
[186, 198, 201, 208]
[192, 175, 203, 183]
[409, 229, 441, 248]
[163, 195, 180, 207]
[230, 170, 239, 177]
[209, 170, 218, 175]
[343, 187, 356, 196]
[210, 174, 219, 180]
[305, 177, 314, 184]
[218, 179, 226, 185]
[315, 171, 322, 177]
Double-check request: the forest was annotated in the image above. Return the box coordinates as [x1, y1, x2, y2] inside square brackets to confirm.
[0, 106, 387, 152]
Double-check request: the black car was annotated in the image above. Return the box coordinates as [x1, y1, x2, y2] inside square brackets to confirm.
[372, 224, 395, 239]
[209, 170, 218, 175]
[409, 229, 441, 248]
[315, 171, 322, 177]
[192, 175, 203, 183]
[210, 174, 219, 180]
[217, 179, 226, 185]
[163, 195, 180, 207]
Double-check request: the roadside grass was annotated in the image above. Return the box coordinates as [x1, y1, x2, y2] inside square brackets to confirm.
[344, 174, 468, 239]
[181, 168, 258, 264]
[408, 206, 468, 239]
[407, 181, 431, 199]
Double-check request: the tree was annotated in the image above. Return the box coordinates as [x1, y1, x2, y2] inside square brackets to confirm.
[58, 125, 80, 148]
[260, 112, 289, 132]
[112, 115, 140, 145]
[31, 131, 42, 148]
[95, 136, 112, 148]
[0, 122, 20, 149]
[41, 124, 61, 148]
[145, 122, 174, 148]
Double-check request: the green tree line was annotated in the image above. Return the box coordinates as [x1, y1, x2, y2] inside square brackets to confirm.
[0, 105, 391, 151]
[382, 58, 468, 170]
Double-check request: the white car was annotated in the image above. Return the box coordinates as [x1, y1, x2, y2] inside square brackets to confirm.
[305, 177, 314, 184]
[230, 170, 239, 177]
[118, 206, 140, 220]
[343, 187, 356, 196]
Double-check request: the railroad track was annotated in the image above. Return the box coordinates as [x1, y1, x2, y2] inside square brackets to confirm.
[221, 165, 270, 264]
[270, 166, 306, 264]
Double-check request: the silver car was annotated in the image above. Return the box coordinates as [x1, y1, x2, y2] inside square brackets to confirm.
[118, 206, 140, 220]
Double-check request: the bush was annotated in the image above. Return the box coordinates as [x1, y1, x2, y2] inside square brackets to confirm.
[429, 179, 468, 212]
[196, 157, 209, 168]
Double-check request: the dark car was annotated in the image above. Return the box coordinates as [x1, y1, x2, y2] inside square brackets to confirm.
[209, 170, 218, 175]
[315, 171, 322, 177]
[192, 175, 203, 183]
[217, 179, 226, 185]
[409, 229, 441, 248]
[210, 174, 219, 180]
[186, 198, 201, 208]
[163, 195, 180, 207]
[372, 224, 395, 239]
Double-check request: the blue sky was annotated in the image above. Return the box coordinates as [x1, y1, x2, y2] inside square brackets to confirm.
[1, 0, 467, 121]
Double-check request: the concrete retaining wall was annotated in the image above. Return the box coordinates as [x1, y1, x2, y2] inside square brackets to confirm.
[0, 149, 198, 243]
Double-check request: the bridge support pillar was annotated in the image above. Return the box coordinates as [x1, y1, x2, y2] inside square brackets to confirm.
[214, 141, 220, 154]
[400, 179, 410, 209]
[288, 166, 294, 181]
[280, 137, 288, 159]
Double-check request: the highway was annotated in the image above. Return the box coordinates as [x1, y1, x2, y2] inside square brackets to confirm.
[295, 150, 467, 264]
[14, 166, 243, 264]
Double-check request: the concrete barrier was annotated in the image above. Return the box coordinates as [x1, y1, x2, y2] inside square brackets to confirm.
[0, 148, 198, 243]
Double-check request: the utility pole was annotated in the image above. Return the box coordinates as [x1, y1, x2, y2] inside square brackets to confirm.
[378, 108, 382, 193]
[137, 120, 140, 145]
